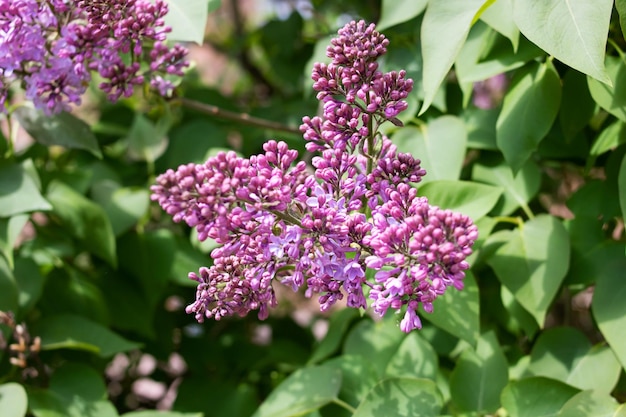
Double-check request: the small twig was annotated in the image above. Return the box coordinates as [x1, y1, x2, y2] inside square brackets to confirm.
[177, 97, 302, 135]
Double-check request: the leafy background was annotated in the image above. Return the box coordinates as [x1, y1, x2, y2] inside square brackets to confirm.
[1, 0, 626, 416]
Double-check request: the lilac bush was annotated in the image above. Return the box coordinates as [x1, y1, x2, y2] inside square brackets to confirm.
[151, 20, 478, 332]
[0, 0, 188, 115]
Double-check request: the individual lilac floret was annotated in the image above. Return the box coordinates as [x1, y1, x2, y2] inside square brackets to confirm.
[153, 20, 478, 332]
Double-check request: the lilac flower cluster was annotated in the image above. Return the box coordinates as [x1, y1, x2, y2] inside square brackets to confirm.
[151, 20, 478, 332]
[0, 0, 188, 115]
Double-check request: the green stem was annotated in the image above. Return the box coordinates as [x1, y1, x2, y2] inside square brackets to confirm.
[177, 97, 301, 135]
[493, 216, 524, 226]
[332, 397, 357, 413]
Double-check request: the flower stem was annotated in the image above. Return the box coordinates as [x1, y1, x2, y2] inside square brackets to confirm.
[177, 97, 302, 135]
[332, 398, 357, 413]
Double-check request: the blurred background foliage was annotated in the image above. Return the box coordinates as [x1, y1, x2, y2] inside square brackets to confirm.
[1, 0, 626, 416]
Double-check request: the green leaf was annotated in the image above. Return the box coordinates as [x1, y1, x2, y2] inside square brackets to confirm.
[479, 0, 519, 51]
[392, 116, 467, 183]
[449, 331, 509, 413]
[512, 0, 612, 84]
[377, 0, 427, 30]
[472, 159, 541, 216]
[463, 107, 499, 150]
[46, 181, 116, 267]
[588, 56, 626, 122]
[118, 229, 176, 306]
[496, 61, 561, 173]
[501, 285, 539, 338]
[323, 355, 378, 408]
[0, 214, 29, 269]
[0, 256, 18, 312]
[33, 314, 141, 357]
[308, 308, 359, 364]
[0, 162, 52, 217]
[590, 120, 626, 156]
[501, 377, 580, 417]
[251, 365, 341, 417]
[384, 332, 438, 381]
[420, 271, 480, 347]
[14, 257, 46, 315]
[487, 215, 570, 326]
[162, 0, 210, 44]
[28, 363, 119, 417]
[420, 0, 488, 113]
[174, 378, 256, 417]
[125, 113, 168, 163]
[13, 108, 101, 158]
[91, 181, 150, 236]
[0, 383, 28, 417]
[559, 70, 596, 140]
[123, 413, 202, 417]
[353, 378, 443, 417]
[618, 0, 626, 41]
[418, 180, 502, 221]
[617, 155, 626, 231]
[460, 35, 543, 84]
[557, 390, 623, 417]
[592, 255, 626, 370]
[343, 318, 406, 377]
[528, 327, 621, 393]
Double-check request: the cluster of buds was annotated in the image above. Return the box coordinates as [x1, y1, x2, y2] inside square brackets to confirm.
[0, 311, 41, 369]
[0, 0, 189, 115]
[151, 21, 478, 332]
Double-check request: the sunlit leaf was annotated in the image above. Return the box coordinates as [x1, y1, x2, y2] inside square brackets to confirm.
[385, 332, 438, 380]
[512, 0, 611, 84]
[449, 331, 508, 413]
[0, 214, 28, 269]
[501, 377, 580, 417]
[488, 215, 570, 326]
[588, 56, 626, 122]
[420, 0, 488, 113]
[353, 378, 443, 417]
[528, 327, 621, 394]
[46, 181, 116, 267]
[13, 108, 101, 158]
[480, 0, 519, 50]
[418, 181, 502, 222]
[472, 159, 541, 216]
[557, 390, 624, 417]
[0, 383, 27, 417]
[125, 113, 169, 163]
[34, 314, 141, 357]
[343, 318, 406, 377]
[162, 0, 211, 44]
[377, 0, 427, 31]
[0, 163, 52, 217]
[251, 365, 341, 417]
[496, 60, 561, 173]
[27, 363, 118, 417]
[391, 116, 467, 183]
[592, 255, 626, 370]
[308, 308, 359, 364]
[421, 272, 480, 347]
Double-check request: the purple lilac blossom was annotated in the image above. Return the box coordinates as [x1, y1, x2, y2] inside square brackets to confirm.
[0, 0, 189, 114]
[151, 20, 478, 332]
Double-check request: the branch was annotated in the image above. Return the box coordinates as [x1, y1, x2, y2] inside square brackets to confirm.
[177, 97, 302, 135]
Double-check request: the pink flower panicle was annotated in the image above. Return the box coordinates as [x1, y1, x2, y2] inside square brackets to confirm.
[151, 20, 478, 332]
[0, 0, 189, 114]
